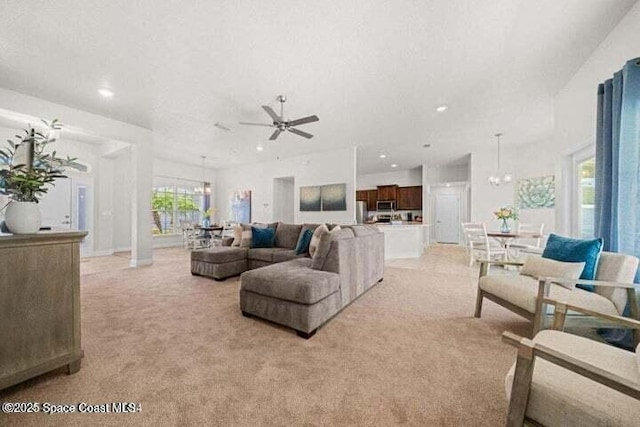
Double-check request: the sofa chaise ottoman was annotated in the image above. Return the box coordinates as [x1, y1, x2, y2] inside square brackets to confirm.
[190, 246, 247, 280]
[190, 223, 319, 280]
[240, 225, 384, 338]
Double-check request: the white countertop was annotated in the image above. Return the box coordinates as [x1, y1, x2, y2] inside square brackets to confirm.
[374, 222, 429, 228]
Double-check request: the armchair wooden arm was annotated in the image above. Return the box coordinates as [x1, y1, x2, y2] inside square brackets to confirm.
[539, 276, 637, 289]
[478, 259, 524, 278]
[502, 331, 640, 401]
[542, 297, 640, 332]
[534, 278, 639, 332]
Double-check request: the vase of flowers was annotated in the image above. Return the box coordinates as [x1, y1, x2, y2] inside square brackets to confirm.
[202, 207, 216, 227]
[0, 119, 75, 234]
[494, 206, 518, 233]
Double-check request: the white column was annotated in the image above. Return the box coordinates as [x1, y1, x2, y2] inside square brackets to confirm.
[129, 138, 153, 267]
[94, 157, 114, 255]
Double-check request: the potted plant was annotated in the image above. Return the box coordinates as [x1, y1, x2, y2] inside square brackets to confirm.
[494, 206, 519, 233]
[0, 119, 75, 234]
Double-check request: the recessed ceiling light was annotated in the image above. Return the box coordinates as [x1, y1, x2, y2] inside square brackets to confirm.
[256, 145, 264, 151]
[436, 105, 448, 112]
[379, 154, 387, 159]
[391, 164, 398, 168]
[98, 88, 114, 98]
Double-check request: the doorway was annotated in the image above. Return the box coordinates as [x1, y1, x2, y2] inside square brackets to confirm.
[273, 177, 295, 223]
[435, 192, 461, 244]
[39, 175, 94, 256]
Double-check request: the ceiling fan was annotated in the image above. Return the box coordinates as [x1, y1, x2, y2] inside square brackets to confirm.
[239, 95, 319, 140]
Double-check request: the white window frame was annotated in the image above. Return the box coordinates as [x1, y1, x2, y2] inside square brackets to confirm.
[570, 144, 596, 238]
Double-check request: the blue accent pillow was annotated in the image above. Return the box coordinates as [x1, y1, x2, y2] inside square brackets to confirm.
[251, 226, 275, 248]
[295, 229, 313, 255]
[541, 234, 603, 291]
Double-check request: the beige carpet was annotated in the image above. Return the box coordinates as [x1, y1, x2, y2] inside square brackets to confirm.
[0, 245, 530, 426]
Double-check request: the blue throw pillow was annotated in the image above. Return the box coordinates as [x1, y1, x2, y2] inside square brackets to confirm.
[251, 226, 275, 248]
[295, 229, 314, 255]
[541, 233, 603, 291]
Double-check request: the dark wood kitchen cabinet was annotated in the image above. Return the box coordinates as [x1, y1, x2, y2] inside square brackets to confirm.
[397, 185, 423, 210]
[367, 190, 378, 209]
[377, 185, 398, 202]
[356, 190, 378, 210]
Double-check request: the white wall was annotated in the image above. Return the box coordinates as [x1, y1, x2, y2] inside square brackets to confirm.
[470, 139, 557, 233]
[0, 88, 154, 265]
[153, 158, 216, 187]
[467, 2, 640, 237]
[0, 124, 119, 255]
[425, 164, 469, 184]
[357, 167, 422, 190]
[273, 177, 295, 223]
[112, 148, 133, 251]
[553, 2, 640, 235]
[215, 147, 357, 225]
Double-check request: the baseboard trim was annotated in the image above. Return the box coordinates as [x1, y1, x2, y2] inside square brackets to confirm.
[129, 258, 153, 268]
[89, 249, 115, 257]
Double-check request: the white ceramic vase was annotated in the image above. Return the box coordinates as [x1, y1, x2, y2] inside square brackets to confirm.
[5, 201, 42, 234]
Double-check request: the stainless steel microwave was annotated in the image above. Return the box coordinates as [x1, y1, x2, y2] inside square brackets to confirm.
[376, 201, 395, 211]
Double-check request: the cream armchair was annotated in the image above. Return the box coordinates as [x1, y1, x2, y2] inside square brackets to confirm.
[502, 298, 640, 427]
[474, 252, 639, 336]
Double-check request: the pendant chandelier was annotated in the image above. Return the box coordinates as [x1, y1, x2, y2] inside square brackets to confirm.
[488, 133, 513, 186]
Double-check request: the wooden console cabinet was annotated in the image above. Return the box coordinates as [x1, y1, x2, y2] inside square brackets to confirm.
[0, 230, 87, 390]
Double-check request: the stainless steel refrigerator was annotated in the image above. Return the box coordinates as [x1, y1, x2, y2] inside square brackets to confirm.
[355, 201, 368, 224]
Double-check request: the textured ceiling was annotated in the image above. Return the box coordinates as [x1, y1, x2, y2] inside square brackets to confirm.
[0, 0, 635, 173]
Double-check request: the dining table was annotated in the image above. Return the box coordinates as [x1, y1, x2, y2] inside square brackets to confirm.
[199, 225, 224, 246]
[486, 231, 543, 261]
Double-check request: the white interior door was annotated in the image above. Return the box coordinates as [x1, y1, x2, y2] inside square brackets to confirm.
[72, 177, 93, 256]
[39, 178, 72, 229]
[39, 176, 93, 256]
[435, 193, 460, 243]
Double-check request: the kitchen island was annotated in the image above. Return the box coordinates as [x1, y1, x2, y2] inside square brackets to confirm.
[374, 222, 430, 259]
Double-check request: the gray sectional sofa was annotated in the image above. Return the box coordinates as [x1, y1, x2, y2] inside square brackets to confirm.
[241, 225, 384, 338]
[190, 223, 385, 338]
[190, 223, 313, 279]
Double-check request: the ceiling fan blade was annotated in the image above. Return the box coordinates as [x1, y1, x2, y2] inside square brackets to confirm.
[214, 122, 231, 131]
[262, 106, 281, 122]
[288, 115, 319, 127]
[287, 127, 314, 139]
[269, 129, 282, 140]
[239, 122, 273, 127]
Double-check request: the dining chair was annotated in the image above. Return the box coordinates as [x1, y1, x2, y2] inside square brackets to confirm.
[184, 225, 209, 250]
[461, 222, 505, 267]
[510, 223, 545, 256]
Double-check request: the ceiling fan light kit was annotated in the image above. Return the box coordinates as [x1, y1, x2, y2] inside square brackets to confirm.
[239, 95, 319, 141]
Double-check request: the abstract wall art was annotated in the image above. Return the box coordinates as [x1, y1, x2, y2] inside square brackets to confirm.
[321, 183, 347, 211]
[299, 186, 321, 211]
[517, 176, 555, 209]
[230, 190, 251, 223]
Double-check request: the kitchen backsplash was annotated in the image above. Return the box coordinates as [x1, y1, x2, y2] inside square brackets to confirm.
[368, 210, 422, 219]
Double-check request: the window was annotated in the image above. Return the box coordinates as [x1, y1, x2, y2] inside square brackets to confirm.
[577, 157, 595, 238]
[571, 146, 595, 238]
[151, 177, 210, 235]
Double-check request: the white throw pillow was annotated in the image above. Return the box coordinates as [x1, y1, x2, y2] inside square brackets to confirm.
[309, 224, 329, 257]
[521, 256, 585, 288]
[311, 226, 343, 270]
[231, 225, 242, 247]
